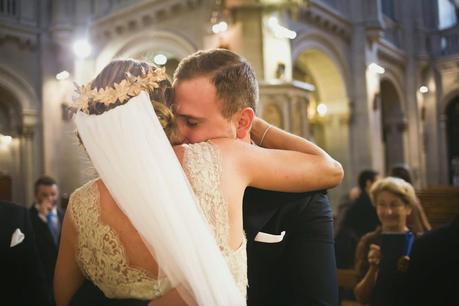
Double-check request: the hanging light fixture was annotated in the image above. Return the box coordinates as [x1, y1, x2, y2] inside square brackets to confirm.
[0, 134, 13, 148]
[73, 39, 92, 59]
[210, 0, 229, 34]
[317, 103, 328, 117]
[368, 63, 385, 74]
[419, 85, 429, 94]
[153, 54, 168, 66]
[266, 16, 297, 40]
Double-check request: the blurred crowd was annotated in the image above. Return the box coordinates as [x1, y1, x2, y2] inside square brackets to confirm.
[335, 166, 458, 306]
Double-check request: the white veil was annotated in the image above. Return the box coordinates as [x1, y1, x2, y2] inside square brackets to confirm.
[74, 91, 245, 305]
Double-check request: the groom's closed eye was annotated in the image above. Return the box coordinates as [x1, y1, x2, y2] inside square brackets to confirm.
[185, 118, 199, 127]
[177, 115, 200, 128]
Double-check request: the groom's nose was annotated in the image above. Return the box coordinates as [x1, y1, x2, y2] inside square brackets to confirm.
[170, 125, 187, 145]
[171, 133, 187, 145]
[174, 120, 190, 143]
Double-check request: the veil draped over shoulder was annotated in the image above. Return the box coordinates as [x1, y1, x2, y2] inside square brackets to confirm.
[74, 91, 245, 305]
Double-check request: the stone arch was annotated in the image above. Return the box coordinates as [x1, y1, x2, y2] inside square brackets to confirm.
[0, 64, 39, 123]
[444, 94, 459, 185]
[95, 29, 197, 73]
[441, 87, 459, 114]
[292, 31, 351, 92]
[0, 64, 39, 204]
[379, 67, 406, 113]
[437, 88, 459, 185]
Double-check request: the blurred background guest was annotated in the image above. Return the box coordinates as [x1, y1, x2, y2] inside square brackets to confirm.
[354, 177, 418, 306]
[335, 169, 380, 268]
[29, 176, 63, 305]
[390, 165, 431, 234]
[334, 186, 360, 235]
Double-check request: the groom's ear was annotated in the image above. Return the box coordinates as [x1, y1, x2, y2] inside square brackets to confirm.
[235, 107, 254, 140]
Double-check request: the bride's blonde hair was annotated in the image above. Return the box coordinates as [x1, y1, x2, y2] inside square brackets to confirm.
[81, 59, 175, 137]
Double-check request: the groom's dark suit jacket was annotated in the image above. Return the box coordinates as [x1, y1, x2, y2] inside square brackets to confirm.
[70, 189, 338, 306]
[244, 188, 338, 306]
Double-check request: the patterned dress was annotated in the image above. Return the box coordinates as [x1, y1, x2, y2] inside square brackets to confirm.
[68, 141, 247, 300]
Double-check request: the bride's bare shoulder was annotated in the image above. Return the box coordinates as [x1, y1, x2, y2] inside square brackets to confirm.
[209, 138, 254, 156]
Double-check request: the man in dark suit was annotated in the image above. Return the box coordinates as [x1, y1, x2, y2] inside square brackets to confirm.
[70, 49, 341, 306]
[0, 201, 52, 306]
[244, 188, 338, 306]
[404, 214, 459, 306]
[29, 176, 64, 305]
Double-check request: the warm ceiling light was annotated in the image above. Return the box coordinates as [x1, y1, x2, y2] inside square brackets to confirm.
[267, 17, 297, 39]
[0, 134, 12, 147]
[56, 70, 70, 81]
[212, 21, 228, 34]
[419, 85, 429, 94]
[73, 39, 92, 59]
[153, 54, 167, 66]
[368, 63, 385, 74]
[317, 103, 328, 117]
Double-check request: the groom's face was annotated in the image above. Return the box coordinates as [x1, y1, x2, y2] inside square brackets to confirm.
[173, 76, 238, 144]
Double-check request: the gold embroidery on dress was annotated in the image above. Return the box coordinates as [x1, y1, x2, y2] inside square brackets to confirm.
[68, 180, 170, 300]
[183, 142, 248, 296]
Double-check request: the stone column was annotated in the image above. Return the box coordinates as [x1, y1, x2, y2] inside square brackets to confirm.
[226, 1, 264, 78]
[20, 123, 36, 205]
[226, 0, 295, 82]
[399, 0, 426, 186]
[347, 0, 382, 179]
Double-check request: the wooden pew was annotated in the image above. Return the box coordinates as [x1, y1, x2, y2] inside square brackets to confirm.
[337, 268, 357, 290]
[416, 187, 459, 228]
[337, 269, 361, 306]
[0, 174, 12, 201]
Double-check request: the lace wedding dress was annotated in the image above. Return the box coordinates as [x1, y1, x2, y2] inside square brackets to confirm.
[69, 142, 247, 300]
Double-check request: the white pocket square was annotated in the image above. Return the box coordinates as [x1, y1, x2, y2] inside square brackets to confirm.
[10, 228, 25, 248]
[254, 231, 285, 243]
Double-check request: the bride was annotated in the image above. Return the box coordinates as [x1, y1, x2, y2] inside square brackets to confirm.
[54, 59, 343, 306]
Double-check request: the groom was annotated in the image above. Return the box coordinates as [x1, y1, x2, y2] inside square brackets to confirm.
[172, 49, 338, 306]
[70, 49, 338, 306]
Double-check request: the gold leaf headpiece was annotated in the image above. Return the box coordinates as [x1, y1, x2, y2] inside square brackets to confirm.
[74, 67, 167, 113]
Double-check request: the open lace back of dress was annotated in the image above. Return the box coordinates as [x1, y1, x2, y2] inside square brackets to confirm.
[95, 179, 160, 278]
[69, 179, 170, 299]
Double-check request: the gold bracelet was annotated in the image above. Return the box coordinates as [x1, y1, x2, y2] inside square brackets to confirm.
[259, 124, 272, 147]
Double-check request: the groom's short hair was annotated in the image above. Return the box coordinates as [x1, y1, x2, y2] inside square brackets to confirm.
[173, 49, 258, 118]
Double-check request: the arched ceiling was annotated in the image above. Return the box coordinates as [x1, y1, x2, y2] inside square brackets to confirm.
[380, 79, 402, 118]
